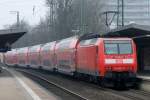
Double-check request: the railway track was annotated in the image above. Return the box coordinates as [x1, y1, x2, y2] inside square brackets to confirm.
[15, 68, 88, 100]
[82, 79, 150, 100]
[15, 68, 150, 100]
[105, 89, 150, 100]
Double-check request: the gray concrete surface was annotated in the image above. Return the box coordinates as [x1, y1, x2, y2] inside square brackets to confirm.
[0, 68, 33, 100]
[137, 75, 150, 92]
[0, 67, 60, 100]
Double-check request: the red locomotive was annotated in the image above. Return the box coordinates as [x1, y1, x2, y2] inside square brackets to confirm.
[4, 34, 137, 87]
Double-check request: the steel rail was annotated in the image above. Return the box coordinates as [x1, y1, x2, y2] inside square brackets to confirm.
[16, 69, 89, 100]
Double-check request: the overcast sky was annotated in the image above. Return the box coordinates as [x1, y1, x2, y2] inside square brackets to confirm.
[0, 0, 47, 29]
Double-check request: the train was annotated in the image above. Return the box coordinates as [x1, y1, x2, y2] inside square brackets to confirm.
[4, 34, 137, 87]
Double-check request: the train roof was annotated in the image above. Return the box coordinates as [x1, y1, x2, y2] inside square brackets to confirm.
[29, 44, 43, 48]
[17, 47, 28, 53]
[6, 49, 17, 54]
[79, 33, 101, 41]
[42, 41, 56, 46]
[78, 33, 132, 41]
[103, 38, 132, 40]
[56, 36, 78, 49]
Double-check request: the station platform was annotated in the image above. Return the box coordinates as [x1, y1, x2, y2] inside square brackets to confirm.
[137, 72, 150, 92]
[138, 75, 150, 81]
[137, 72, 150, 81]
[0, 67, 59, 100]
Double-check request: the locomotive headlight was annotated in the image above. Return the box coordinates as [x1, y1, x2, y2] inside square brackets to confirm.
[123, 59, 133, 64]
[105, 59, 116, 64]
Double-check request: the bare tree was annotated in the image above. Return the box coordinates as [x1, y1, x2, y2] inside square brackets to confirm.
[11, 0, 109, 48]
[46, 0, 108, 37]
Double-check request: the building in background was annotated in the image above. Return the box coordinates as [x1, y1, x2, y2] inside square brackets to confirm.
[102, 0, 150, 28]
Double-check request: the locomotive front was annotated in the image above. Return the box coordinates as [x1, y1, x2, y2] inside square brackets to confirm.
[102, 38, 137, 87]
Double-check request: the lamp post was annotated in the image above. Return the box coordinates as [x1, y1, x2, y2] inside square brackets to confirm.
[9, 11, 20, 27]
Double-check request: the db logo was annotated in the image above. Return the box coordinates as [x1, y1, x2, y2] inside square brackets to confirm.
[116, 59, 123, 63]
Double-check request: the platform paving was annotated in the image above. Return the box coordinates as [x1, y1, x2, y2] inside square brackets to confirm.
[0, 67, 60, 100]
[0, 68, 33, 100]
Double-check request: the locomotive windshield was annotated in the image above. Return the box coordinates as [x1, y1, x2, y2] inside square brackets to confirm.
[105, 40, 132, 54]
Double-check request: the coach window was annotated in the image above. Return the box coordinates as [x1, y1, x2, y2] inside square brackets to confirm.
[30, 47, 35, 52]
[59, 39, 72, 49]
[19, 49, 23, 54]
[80, 39, 97, 46]
[90, 38, 98, 45]
[65, 39, 72, 48]
[59, 41, 66, 49]
[17, 49, 20, 54]
[35, 46, 40, 52]
[80, 40, 86, 46]
[22, 48, 27, 53]
[85, 40, 91, 45]
[80, 40, 89, 46]
[43, 44, 51, 51]
[20, 49, 23, 54]
[30, 46, 38, 52]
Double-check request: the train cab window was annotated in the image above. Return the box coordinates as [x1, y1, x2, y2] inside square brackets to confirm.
[105, 40, 132, 54]
[119, 43, 132, 54]
[105, 44, 118, 54]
